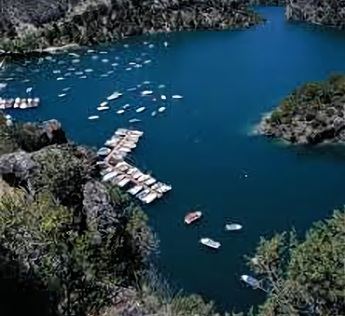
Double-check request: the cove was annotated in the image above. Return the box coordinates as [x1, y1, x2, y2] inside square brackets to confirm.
[1, 7, 345, 312]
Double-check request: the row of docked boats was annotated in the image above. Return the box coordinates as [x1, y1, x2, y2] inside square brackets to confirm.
[0, 97, 40, 110]
[98, 128, 171, 204]
[183, 211, 242, 249]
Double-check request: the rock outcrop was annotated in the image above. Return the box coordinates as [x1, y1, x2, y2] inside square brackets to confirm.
[0, 0, 261, 53]
[259, 74, 345, 145]
[286, 0, 345, 28]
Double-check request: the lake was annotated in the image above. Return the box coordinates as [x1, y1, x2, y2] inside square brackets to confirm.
[1, 7, 345, 312]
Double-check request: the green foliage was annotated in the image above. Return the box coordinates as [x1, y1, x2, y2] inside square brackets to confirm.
[247, 210, 345, 316]
[31, 145, 92, 207]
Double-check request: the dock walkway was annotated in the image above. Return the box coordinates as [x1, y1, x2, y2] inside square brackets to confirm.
[98, 128, 171, 204]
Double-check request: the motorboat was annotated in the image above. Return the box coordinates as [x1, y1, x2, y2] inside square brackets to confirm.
[200, 238, 221, 249]
[107, 92, 123, 101]
[240, 275, 260, 289]
[97, 147, 111, 156]
[184, 211, 202, 225]
[225, 223, 243, 231]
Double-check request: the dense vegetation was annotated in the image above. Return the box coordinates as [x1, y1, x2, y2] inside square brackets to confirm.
[247, 210, 345, 316]
[260, 74, 345, 144]
[0, 0, 261, 53]
[286, 0, 345, 29]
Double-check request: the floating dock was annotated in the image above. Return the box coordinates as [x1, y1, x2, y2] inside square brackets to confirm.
[98, 128, 171, 204]
[0, 98, 40, 110]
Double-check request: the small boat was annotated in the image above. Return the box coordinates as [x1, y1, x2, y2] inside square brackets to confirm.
[161, 95, 167, 100]
[123, 104, 130, 109]
[158, 106, 166, 113]
[184, 211, 202, 225]
[151, 111, 157, 117]
[97, 106, 109, 111]
[107, 92, 123, 101]
[26, 87, 33, 93]
[88, 115, 99, 120]
[172, 95, 183, 99]
[164, 41, 169, 47]
[102, 171, 119, 182]
[129, 118, 141, 123]
[240, 275, 260, 289]
[144, 60, 152, 64]
[225, 223, 243, 231]
[100, 101, 108, 107]
[200, 238, 221, 249]
[58, 93, 67, 98]
[141, 90, 153, 96]
[142, 192, 158, 204]
[158, 84, 165, 89]
[97, 147, 111, 156]
[136, 106, 146, 113]
[128, 185, 143, 196]
[116, 109, 125, 114]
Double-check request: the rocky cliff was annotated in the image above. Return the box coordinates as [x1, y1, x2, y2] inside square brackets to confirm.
[259, 74, 345, 145]
[286, 0, 345, 28]
[0, 0, 261, 53]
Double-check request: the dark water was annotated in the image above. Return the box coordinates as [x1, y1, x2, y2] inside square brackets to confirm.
[2, 7, 345, 312]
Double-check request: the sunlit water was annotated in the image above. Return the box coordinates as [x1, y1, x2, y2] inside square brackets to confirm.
[1, 7, 345, 312]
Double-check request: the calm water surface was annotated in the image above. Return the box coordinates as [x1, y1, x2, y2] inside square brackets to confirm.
[2, 7, 345, 312]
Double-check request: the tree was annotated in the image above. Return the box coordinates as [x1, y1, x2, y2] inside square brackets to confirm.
[246, 210, 345, 316]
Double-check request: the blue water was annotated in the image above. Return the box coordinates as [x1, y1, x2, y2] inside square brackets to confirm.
[2, 7, 345, 312]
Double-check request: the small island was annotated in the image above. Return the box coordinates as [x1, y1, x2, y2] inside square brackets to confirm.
[259, 74, 345, 145]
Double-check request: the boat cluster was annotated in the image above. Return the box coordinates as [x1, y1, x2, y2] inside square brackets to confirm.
[98, 128, 171, 204]
[0, 97, 40, 110]
[184, 211, 242, 250]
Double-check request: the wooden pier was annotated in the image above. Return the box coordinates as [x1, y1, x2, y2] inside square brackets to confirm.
[98, 128, 171, 204]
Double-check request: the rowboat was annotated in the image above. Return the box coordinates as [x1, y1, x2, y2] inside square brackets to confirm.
[200, 238, 221, 249]
[184, 211, 202, 225]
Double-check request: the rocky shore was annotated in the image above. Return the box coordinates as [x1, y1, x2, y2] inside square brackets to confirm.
[258, 74, 345, 145]
[286, 0, 345, 29]
[0, 0, 261, 54]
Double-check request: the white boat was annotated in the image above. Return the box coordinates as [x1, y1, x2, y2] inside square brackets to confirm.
[184, 211, 202, 225]
[117, 177, 131, 188]
[88, 115, 99, 120]
[160, 95, 167, 100]
[137, 189, 150, 201]
[142, 192, 158, 204]
[100, 101, 108, 107]
[117, 109, 125, 114]
[225, 223, 243, 231]
[107, 92, 123, 101]
[128, 185, 143, 195]
[97, 147, 111, 156]
[151, 111, 157, 117]
[172, 95, 183, 99]
[129, 118, 141, 123]
[158, 107, 166, 113]
[102, 171, 119, 182]
[240, 275, 260, 289]
[200, 238, 221, 249]
[26, 87, 33, 93]
[97, 106, 109, 111]
[123, 104, 130, 109]
[145, 178, 156, 186]
[141, 90, 153, 96]
[136, 106, 146, 113]
[158, 84, 165, 89]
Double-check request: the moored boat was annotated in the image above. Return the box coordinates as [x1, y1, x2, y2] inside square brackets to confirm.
[240, 275, 260, 289]
[200, 238, 221, 249]
[184, 211, 202, 225]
